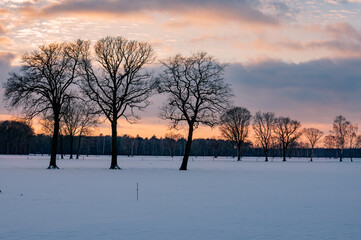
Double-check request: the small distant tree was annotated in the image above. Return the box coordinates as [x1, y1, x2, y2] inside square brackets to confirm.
[253, 111, 275, 162]
[157, 52, 232, 170]
[323, 134, 335, 158]
[347, 124, 358, 162]
[4, 40, 86, 169]
[331, 115, 351, 162]
[303, 128, 323, 162]
[220, 107, 251, 161]
[62, 100, 98, 159]
[273, 117, 302, 161]
[79, 36, 155, 169]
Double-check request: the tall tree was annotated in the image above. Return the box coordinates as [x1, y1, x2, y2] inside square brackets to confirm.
[331, 115, 351, 162]
[4, 41, 86, 168]
[157, 52, 232, 170]
[303, 128, 323, 162]
[79, 36, 155, 169]
[273, 117, 302, 161]
[252, 111, 275, 162]
[220, 107, 251, 161]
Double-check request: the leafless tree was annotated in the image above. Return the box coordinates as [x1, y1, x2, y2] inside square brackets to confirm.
[273, 117, 302, 161]
[331, 115, 351, 162]
[157, 52, 232, 170]
[62, 100, 98, 159]
[323, 134, 335, 158]
[253, 111, 275, 162]
[346, 124, 358, 162]
[303, 128, 323, 162]
[79, 36, 155, 169]
[4, 41, 86, 169]
[220, 107, 251, 161]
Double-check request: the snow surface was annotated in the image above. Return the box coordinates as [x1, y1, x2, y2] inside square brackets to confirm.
[1, 155, 361, 240]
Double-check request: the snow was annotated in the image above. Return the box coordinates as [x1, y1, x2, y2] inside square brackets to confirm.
[1, 155, 361, 240]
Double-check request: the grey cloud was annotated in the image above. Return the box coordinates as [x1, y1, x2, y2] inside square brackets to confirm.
[26, 0, 279, 25]
[225, 58, 361, 124]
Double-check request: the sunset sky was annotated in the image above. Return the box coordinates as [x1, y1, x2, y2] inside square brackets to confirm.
[1, 0, 361, 139]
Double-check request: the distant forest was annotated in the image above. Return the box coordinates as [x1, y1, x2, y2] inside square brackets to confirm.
[0, 120, 359, 160]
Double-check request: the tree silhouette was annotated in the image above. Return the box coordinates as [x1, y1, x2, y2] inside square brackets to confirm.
[331, 115, 351, 162]
[157, 52, 232, 170]
[274, 117, 302, 161]
[253, 111, 275, 162]
[303, 128, 323, 162]
[79, 36, 155, 169]
[4, 41, 86, 168]
[220, 107, 251, 161]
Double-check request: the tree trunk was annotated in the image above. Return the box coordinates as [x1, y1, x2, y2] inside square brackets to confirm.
[110, 120, 120, 169]
[282, 146, 287, 162]
[264, 147, 268, 162]
[180, 124, 194, 170]
[237, 143, 242, 161]
[48, 116, 60, 169]
[59, 134, 64, 159]
[310, 148, 314, 162]
[340, 148, 343, 162]
[76, 134, 82, 159]
[69, 135, 74, 159]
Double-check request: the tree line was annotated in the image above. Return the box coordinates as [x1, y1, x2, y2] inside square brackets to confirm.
[2, 36, 360, 170]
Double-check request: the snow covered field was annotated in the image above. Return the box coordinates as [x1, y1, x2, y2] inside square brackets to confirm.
[1, 155, 361, 240]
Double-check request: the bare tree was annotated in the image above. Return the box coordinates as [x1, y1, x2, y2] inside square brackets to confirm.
[303, 128, 323, 162]
[220, 107, 251, 161]
[62, 100, 98, 159]
[79, 36, 155, 169]
[323, 134, 335, 158]
[157, 52, 232, 170]
[4, 41, 86, 169]
[273, 117, 302, 161]
[331, 115, 351, 162]
[347, 124, 358, 162]
[253, 111, 275, 162]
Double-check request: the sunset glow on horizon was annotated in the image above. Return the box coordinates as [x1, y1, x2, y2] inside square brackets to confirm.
[1, 0, 361, 139]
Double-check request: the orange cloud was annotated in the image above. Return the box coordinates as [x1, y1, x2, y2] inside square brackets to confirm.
[0, 36, 13, 45]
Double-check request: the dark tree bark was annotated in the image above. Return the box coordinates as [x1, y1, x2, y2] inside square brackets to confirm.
[49, 114, 60, 169]
[180, 124, 194, 170]
[110, 119, 120, 169]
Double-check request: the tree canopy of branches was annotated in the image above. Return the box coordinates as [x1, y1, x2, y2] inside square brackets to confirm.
[79, 36, 155, 169]
[220, 107, 251, 161]
[303, 128, 323, 162]
[331, 115, 351, 162]
[157, 52, 232, 170]
[62, 100, 98, 159]
[4, 41, 86, 169]
[273, 117, 302, 161]
[346, 123, 358, 162]
[253, 111, 275, 162]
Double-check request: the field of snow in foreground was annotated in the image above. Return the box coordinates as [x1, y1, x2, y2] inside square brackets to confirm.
[1, 155, 361, 240]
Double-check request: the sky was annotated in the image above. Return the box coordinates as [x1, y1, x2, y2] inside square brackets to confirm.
[1, 0, 361, 139]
